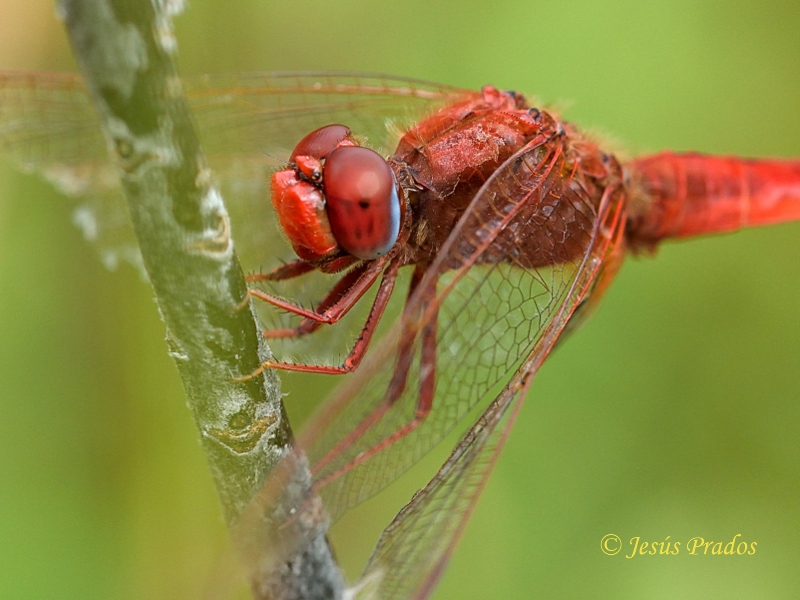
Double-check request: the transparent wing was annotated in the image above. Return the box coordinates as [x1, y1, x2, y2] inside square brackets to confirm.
[354, 364, 527, 600]
[294, 135, 628, 525]
[186, 72, 469, 159]
[0, 72, 136, 270]
[352, 180, 627, 600]
[0, 71, 470, 275]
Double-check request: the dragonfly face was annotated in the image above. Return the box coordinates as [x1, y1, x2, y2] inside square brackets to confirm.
[273, 124, 403, 265]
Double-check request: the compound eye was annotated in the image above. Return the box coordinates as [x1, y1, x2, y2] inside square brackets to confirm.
[322, 146, 401, 260]
[290, 125, 351, 160]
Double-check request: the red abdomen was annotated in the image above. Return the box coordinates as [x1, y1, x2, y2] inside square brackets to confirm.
[626, 152, 800, 248]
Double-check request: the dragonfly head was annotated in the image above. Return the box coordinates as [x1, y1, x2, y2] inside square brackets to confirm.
[271, 124, 404, 264]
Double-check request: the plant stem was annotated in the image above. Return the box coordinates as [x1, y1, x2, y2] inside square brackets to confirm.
[58, 1, 344, 598]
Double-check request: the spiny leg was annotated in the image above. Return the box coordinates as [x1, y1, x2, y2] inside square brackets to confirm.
[312, 266, 440, 485]
[246, 259, 316, 283]
[247, 255, 388, 325]
[261, 262, 371, 339]
[235, 259, 318, 312]
[236, 258, 402, 380]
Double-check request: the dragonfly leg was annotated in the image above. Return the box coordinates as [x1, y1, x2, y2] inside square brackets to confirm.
[235, 260, 318, 312]
[312, 268, 439, 484]
[236, 258, 401, 380]
[247, 256, 387, 325]
[259, 262, 371, 340]
[246, 259, 316, 283]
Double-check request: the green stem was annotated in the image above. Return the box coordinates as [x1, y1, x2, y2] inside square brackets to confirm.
[58, 1, 344, 598]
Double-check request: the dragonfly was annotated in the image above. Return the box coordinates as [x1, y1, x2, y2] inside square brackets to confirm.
[2, 71, 799, 600]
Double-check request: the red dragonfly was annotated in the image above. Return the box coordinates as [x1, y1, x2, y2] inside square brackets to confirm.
[2, 71, 799, 599]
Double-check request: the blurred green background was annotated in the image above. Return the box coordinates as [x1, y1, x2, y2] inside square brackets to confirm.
[1, 1, 799, 599]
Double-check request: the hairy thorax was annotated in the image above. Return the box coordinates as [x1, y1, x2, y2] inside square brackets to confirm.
[389, 86, 626, 270]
